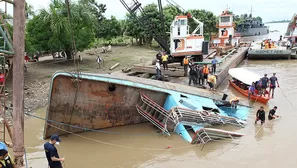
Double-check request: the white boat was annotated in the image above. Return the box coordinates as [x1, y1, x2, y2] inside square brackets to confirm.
[228, 68, 270, 104]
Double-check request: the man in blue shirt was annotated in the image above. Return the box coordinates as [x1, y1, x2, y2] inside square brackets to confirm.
[44, 134, 64, 168]
[211, 57, 218, 74]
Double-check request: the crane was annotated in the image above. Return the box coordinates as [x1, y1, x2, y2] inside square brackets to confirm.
[119, 0, 170, 54]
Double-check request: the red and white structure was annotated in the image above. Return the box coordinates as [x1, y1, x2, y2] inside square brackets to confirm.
[169, 14, 204, 57]
[285, 14, 297, 45]
[212, 10, 240, 47]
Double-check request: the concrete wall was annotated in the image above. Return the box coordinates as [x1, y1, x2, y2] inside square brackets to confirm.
[216, 47, 248, 88]
[44, 75, 168, 138]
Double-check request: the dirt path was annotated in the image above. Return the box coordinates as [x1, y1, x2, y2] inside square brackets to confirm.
[4, 46, 157, 115]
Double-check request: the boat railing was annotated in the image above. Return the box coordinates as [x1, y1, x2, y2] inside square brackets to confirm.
[140, 93, 175, 122]
[191, 129, 243, 144]
[172, 107, 244, 127]
[135, 105, 170, 136]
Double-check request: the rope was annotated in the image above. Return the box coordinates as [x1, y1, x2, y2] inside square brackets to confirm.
[45, 122, 194, 151]
[24, 148, 29, 168]
[279, 87, 294, 107]
[25, 112, 159, 136]
[64, 0, 82, 127]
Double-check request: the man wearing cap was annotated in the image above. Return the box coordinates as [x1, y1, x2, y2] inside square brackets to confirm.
[268, 106, 279, 120]
[0, 141, 15, 168]
[44, 134, 64, 168]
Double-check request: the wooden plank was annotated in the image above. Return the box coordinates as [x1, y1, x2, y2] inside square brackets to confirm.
[131, 66, 184, 77]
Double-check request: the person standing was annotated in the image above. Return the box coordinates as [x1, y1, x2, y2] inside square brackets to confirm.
[269, 73, 279, 98]
[188, 65, 197, 86]
[198, 65, 204, 85]
[161, 52, 168, 70]
[44, 134, 64, 168]
[183, 56, 189, 76]
[255, 106, 266, 125]
[207, 75, 217, 91]
[202, 64, 210, 85]
[155, 59, 161, 80]
[248, 82, 256, 99]
[260, 74, 269, 97]
[211, 57, 218, 74]
[268, 106, 279, 120]
[96, 56, 103, 69]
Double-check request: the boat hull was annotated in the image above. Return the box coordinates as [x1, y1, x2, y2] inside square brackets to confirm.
[236, 27, 269, 37]
[229, 80, 269, 104]
[247, 49, 292, 59]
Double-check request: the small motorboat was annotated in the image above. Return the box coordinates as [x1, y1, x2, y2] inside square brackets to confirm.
[228, 68, 270, 104]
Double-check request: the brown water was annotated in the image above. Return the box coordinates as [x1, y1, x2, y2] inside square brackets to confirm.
[24, 59, 297, 168]
[25, 23, 297, 167]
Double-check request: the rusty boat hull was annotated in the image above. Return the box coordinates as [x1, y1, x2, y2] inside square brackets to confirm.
[44, 71, 250, 144]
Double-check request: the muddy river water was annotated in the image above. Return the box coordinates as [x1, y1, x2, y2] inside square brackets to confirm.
[23, 23, 297, 168]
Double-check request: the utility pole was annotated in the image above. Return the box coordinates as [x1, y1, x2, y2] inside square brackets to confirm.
[13, 0, 25, 167]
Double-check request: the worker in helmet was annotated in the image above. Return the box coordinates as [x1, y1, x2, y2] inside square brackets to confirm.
[230, 97, 239, 109]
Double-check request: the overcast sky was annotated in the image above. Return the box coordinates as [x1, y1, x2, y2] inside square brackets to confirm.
[0, 0, 295, 22]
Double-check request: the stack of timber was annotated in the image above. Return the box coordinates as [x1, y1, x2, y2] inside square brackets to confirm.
[129, 65, 185, 77]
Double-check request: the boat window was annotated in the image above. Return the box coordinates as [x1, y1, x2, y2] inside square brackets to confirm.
[180, 19, 186, 25]
[108, 84, 116, 92]
[220, 16, 230, 23]
[202, 106, 220, 113]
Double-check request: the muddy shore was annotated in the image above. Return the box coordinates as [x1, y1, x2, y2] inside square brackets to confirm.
[4, 46, 157, 116]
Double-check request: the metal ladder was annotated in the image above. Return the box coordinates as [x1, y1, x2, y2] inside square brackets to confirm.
[0, 13, 13, 54]
[172, 107, 244, 127]
[135, 93, 175, 136]
[0, 55, 13, 142]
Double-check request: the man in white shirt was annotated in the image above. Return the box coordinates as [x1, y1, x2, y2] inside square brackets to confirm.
[155, 59, 161, 80]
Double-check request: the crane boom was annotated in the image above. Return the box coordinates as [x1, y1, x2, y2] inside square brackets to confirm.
[119, 0, 170, 54]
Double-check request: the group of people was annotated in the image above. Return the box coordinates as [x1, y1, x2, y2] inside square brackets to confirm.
[248, 73, 279, 99]
[260, 39, 278, 49]
[183, 56, 218, 91]
[255, 106, 279, 125]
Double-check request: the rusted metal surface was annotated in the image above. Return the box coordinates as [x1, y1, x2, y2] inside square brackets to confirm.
[44, 75, 168, 138]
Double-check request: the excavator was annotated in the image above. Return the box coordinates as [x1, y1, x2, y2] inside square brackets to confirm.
[119, 0, 208, 63]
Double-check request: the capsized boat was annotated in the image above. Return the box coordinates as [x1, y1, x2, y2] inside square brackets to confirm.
[228, 68, 270, 104]
[44, 72, 250, 145]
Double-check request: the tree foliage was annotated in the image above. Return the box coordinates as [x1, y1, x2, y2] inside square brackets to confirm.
[26, 0, 105, 59]
[97, 16, 121, 40]
[188, 9, 218, 38]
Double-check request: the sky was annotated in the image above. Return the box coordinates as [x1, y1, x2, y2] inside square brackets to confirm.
[0, 0, 296, 22]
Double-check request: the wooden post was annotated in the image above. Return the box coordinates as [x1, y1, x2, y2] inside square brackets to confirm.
[12, 0, 25, 167]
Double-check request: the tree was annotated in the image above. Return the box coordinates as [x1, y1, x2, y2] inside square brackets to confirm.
[26, 0, 105, 59]
[97, 16, 121, 39]
[25, 2, 35, 19]
[125, 14, 142, 45]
